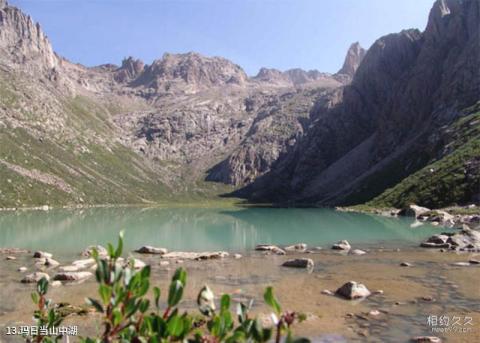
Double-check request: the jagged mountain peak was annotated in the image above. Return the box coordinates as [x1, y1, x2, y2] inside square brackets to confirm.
[0, 0, 58, 70]
[336, 41, 367, 78]
[114, 56, 145, 82]
[131, 51, 248, 92]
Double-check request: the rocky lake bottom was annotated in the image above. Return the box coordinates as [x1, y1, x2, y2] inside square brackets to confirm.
[0, 207, 479, 342]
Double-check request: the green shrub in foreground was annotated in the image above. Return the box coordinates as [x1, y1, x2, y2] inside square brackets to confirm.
[29, 232, 309, 342]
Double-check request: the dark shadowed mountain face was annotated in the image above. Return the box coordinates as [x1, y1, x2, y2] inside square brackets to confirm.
[239, 0, 480, 207]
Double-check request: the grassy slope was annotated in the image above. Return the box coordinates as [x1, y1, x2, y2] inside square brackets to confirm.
[368, 105, 480, 209]
[0, 75, 238, 208]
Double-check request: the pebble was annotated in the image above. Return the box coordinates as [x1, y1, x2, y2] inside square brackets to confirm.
[321, 289, 334, 295]
[368, 310, 380, 316]
[421, 296, 435, 302]
[469, 259, 480, 264]
[159, 261, 170, 266]
[400, 262, 412, 267]
[18, 266, 28, 272]
[6, 256, 16, 260]
[411, 336, 442, 343]
[234, 254, 242, 259]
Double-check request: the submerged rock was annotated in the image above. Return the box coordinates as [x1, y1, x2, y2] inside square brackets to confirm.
[284, 243, 308, 252]
[335, 281, 371, 299]
[332, 240, 351, 251]
[282, 258, 314, 269]
[21, 272, 50, 283]
[135, 245, 168, 255]
[53, 271, 93, 282]
[255, 245, 286, 255]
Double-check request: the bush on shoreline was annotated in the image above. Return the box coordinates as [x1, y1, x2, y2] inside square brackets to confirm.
[28, 232, 310, 342]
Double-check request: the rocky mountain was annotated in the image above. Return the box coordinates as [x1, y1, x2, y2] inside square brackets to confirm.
[239, 0, 480, 208]
[1, 0, 476, 210]
[0, 0, 355, 207]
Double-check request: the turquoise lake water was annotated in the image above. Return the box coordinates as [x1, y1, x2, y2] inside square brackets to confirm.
[0, 207, 445, 256]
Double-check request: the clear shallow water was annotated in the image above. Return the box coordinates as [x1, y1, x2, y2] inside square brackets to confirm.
[0, 207, 445, 257]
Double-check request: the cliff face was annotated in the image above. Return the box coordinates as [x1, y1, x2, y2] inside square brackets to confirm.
[0, 0, 58, 70]
[240, 0, 480, 207]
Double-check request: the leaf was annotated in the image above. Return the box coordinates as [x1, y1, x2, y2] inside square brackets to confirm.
[139, 299, 150, 313]
[263, 287, 281, 314]
[153, 286, 161, 309]
[220, 294, 231, 312]
[115, 230, 124, 258]
[107, 243, 115, 259]
[99, 284, 111, 304]
[31, 292, 39, 305]
[172, 267, 187, 286]
[86, 297, 104, 313]
[167, 314, 184, 337]
[37, 277, 49, 295]
[168, 280, 184, 307]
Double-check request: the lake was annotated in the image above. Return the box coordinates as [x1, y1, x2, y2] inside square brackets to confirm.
[0, 207, 444, 256]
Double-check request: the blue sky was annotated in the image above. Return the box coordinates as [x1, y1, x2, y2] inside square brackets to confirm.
[10, 0, 434, 75]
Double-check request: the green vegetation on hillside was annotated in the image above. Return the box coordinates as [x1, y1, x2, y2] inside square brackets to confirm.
[369, 105, 480, 209]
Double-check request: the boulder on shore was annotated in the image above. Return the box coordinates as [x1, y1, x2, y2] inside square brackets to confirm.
[332, 240, 351, 251]
[33, 251, 52, 259]
[284, 243, 307, 252]
[21, 272, 50, 283]
[81, 245, 108, 257]
[162, 251, 229, 260]
[282, 258, 314, 269]
[420, 225, 480, 251]
[399, 204, 430, 218]
[135, 245, 168, 255]
[335, 281, 371, 300]
[351, 249, 367, 255]
[255, 245, 286, 255]
[53, 271, 93, 282]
